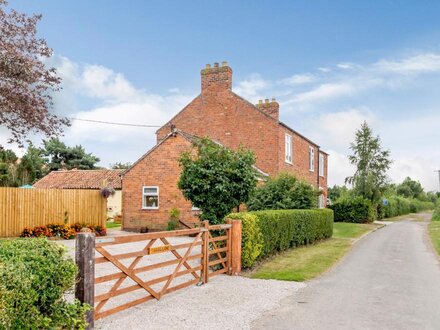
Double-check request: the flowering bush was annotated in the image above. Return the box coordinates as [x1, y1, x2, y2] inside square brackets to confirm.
[20, 223, 106, 239]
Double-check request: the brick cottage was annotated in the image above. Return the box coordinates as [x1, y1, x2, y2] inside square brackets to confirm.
[122, 62, 328, 231]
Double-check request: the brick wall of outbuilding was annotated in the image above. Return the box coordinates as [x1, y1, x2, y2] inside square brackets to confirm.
[122, 133, 199, 231]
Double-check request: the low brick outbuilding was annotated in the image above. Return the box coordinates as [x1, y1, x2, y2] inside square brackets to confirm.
[122, 62, 328, 231]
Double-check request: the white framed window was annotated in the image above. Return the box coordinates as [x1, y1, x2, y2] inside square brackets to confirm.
[319, 153, 325, 177]
[309, 147, 315, 171]
[285, 134, 292, 164]
[142, 186, 159, 209]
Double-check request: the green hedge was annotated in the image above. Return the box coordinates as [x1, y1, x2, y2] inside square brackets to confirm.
[227, 209, 333, 267]
[382, 196, 434, 218]
[432, 207, 440, 221]
[0, 238, 89, 329]
[329, 197, 376, 223]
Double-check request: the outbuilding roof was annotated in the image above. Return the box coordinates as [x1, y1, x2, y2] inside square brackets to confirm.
[33, 169, 123, 189]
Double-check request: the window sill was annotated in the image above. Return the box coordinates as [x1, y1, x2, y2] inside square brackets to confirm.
[141, 207, 159, 210]
[285, 160, 293, 165]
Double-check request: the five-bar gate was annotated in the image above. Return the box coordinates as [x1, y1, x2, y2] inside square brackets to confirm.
[75, 219, 242, 328]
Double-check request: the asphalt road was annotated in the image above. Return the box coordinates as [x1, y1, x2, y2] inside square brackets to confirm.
[252, 214, 440, 330]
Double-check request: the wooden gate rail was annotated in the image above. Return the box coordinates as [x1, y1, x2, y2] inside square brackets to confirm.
[75, 219, 241, 329]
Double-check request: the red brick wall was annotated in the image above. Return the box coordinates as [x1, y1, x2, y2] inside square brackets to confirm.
[157, 84, 280, 176]
[122, 134, 199, 231]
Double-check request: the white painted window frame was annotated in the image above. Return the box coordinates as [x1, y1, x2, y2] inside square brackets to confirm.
[285, 133, 292, 164]
[309, 146, 315, 172]
[319, 153, 325, 177]
[142, 186, 159, 210]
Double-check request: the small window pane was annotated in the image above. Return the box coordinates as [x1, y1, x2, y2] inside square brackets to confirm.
[144, 195, 158, 208]
[144, 187, 158, 194]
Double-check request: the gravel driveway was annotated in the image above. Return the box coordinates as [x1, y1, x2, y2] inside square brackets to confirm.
[60, 232, 304, 329]
[253, 213, 440, 330]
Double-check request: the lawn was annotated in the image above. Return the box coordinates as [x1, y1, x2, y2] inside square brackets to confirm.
[106, 220, 121, 229]
[250, 222, 379, 282]
[429, 221, 440, 256]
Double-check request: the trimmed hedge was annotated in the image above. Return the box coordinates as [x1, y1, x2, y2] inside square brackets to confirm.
[329, 197, 376, 223]
[382, 196, 434, 218]
[227, 209, 333, 267]
[0, 238, 89, 329]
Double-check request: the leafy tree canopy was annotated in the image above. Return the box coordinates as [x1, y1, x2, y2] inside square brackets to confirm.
[178, 138, 257, 224]
[0, 0, 68, 147]
[247, 173, 317, 211]
[346, 121, 392, 204]
[42, 138, 100, 171]
[396, 177, 424, 199]
[110, 162, 132, 169]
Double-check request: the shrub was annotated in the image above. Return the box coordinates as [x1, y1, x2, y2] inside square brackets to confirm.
[0, 238, 90, 329]
[382, 196, 434, 218]
[227, 212, 263, 268]
[247, 173, 317, 211]
[329, 197, 376, 223]
[227, 209, 333, 267]
[20, 223, 106, 239]
[432, 207, 440, 221]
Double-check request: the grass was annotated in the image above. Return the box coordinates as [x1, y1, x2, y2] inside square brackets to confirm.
[249, 222, 379, 282]
[429, 208, 440, 256]
[429, 222, 440, 256]
[106, 220, 121, 229]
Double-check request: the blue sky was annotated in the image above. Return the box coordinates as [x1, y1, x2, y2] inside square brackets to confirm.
[4, 1, 440, 190]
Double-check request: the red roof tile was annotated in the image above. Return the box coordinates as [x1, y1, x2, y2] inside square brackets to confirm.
[33, 169, 123, 189]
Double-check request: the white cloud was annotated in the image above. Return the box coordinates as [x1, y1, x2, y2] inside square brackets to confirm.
[290, 83, 355, 104]
[326, 149, 354, 187]
[374, 53, 440, 74]
[234, 73, 270, 100]
[309, 108, 376, 150]
[389, 157, 440, 192]
[279, 73, 315, 86]
[317, 67, 331, 73]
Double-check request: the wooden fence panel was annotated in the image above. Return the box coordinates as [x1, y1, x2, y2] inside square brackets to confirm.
[0, 187, 107, 237]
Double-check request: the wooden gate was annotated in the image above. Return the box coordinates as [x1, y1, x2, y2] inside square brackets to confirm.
[75, 219, 241, 328]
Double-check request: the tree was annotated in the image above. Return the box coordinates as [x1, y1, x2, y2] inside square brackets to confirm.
[396, 177, 424, 199]
[42, 138, 100, 171]
[0, 147, 17, 186]
[346, 121, 392, 204]
[0, 1, 68, 147]
[110, 162, 132, 169]
[178, 138, 257, 224]
[328, 184, 350, 203]
[247, 173, 316, 211]
[16, 144, 46, 184]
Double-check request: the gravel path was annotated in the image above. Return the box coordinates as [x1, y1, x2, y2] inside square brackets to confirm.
[59, 232, 304, 329]
[252, 213, 440, 330]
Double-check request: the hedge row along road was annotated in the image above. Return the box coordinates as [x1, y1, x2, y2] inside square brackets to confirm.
[252, 213, 440, 330]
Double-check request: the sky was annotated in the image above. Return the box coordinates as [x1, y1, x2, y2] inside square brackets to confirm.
[3, 0, 440, 191]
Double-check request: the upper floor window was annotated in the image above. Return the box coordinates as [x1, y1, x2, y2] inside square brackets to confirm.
[309, 147, 315, 171]
[285, 134, 292, 164]
[142, 186, 159, 209]
[319, 153, 325, 177]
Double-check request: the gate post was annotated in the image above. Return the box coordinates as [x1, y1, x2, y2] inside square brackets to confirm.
[75, 231, 96, 329]
[201, 220, 210, 284]
[229, 219, 242, 276]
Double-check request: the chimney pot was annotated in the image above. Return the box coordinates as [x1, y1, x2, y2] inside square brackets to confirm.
[214, 62, 219, 68]
[258, 99, 263, 104]
[205, 64, 211, 69]
[272, 98, 276, 102]
[265, 98, 269, 103]
[222, 61, 228, 67]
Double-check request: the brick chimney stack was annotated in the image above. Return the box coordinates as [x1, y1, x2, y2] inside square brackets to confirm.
[201, 61, 232, 94]
[256, 98, 279, 120]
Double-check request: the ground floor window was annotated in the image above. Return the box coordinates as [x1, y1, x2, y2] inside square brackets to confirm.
[318, 193, 325, 208]
[142, 186, 159, 209]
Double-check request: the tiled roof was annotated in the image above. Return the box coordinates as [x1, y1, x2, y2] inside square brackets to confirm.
[33, 169, 123, 189]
